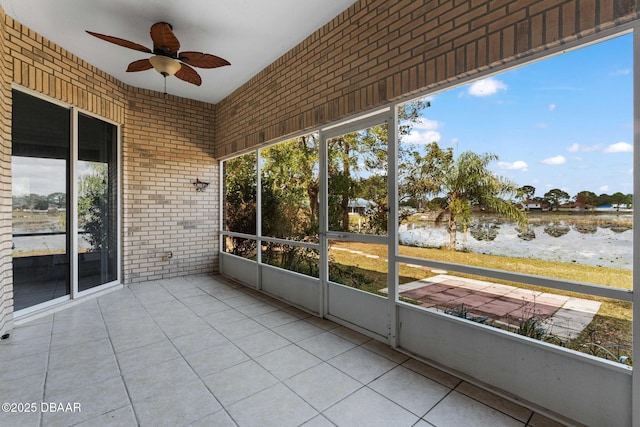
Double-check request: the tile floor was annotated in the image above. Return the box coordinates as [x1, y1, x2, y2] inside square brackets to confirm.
[0, 275, 574, 427]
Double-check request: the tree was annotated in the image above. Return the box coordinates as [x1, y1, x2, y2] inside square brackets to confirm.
[544, 188, 570, 210]
[78, 163, 108, 250]
[400, 142, 454, 210]
[574, 190, 598, 207]
[519, 185, 536, 201]
[419, 143, 527, 249]
[611, 191, 632, 209]
[223, 153, 258, 256]
[47, 192, 66, 208]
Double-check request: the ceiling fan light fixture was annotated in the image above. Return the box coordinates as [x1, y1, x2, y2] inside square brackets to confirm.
[149, 55, 181, 76]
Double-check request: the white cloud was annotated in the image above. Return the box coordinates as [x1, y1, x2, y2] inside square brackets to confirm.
[468, 78, 507, 97]
[566, 143, 602, 152]
[548, 104, 556, 111]
[403, 117, 442, 144]
[604, 142, 633, 153]
[541, 155, 566, 165]
[609, 69, 631, 76]
[599, 185, 609, 192]
[498, 161, 528, 171]
[535, 122, 548, 129]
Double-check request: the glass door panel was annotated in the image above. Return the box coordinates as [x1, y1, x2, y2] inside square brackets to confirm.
[11, 91, 70, 310]
[77, 113, 118, 291]
[322, 117, 390, 338]
[327, 123, 388, 236]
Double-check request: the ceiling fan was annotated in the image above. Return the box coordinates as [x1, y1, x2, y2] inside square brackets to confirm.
[86, 22, 230, 87]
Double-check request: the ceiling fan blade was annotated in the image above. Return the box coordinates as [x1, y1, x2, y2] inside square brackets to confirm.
[174, 63, 202, 86]
[150, 22, 180, 55]
[126, 59, 153, 72]
[179, 52, 230, 69]
[86, 31, 152, 53]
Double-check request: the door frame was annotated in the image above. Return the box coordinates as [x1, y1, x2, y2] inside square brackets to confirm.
[318, 107, 396, 341]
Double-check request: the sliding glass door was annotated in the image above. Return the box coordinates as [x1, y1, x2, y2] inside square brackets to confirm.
[11, 91, 71, 310]
[11, 90, 119, 312]
[77, 113, 118, 291]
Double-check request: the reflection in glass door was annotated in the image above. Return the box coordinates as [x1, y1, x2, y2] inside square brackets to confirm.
[77, 113, 118, 291]
[11, 91, 71, 310]
[11, 90, 120, 312]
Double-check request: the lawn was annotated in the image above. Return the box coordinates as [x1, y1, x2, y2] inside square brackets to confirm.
[328, 240, 633, 364]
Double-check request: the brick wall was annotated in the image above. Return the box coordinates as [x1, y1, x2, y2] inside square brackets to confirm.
[123, 89, 218, 283]
[0, 6, 219, 326]
[0, 8, 12, 336]
[215, 0, 639, 157]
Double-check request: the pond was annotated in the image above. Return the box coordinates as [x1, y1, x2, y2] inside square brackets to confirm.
[399, 213, 633, 270]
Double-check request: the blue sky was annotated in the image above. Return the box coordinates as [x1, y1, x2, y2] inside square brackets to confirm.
[404, 33, 634, 198]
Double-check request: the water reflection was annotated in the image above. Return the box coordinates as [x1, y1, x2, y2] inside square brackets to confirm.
[399, 215, 632, 269]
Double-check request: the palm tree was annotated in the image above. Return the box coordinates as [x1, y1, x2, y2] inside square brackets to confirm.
[429, 149, 527, 250]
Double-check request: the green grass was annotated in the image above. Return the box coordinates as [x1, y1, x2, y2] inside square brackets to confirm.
[328, 241, 633, 363]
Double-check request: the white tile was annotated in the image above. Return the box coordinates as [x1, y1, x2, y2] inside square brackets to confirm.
[184, 341, 250, 378]
[455, 382, 532, 423]
[0, 371, 45, 402]
[402, 358, 461, 389]
[215, 318, 268, 340]
[133, 380, 221, 427]
[123, 357, 200, 402]
[223, 294, 261, 308]
[0, 336, 50, 363]
[369, 366, 450, 417]
[155, 316, 212, 339]
[45, 355, 120, 397]
[328, 346, 397, 384]
[235, 301, 280, 317]
[109, 326, 167, 353]
[273, 320, 324, 342]
[330, 326, 371, 345]
[0, 406, 41, 427]
[49, 325, 109, 350]
[202, 309, 248, 327]
[362, 339, 410, 364]
[297, 331, 356, 360]
[324, 387, 419, 427]
[0, 351, 48, 382]
[187, 299, 232, 316]
[304, 317, 339, 330]
[255, 344, 322, 380]
[41, 376, 130, 427]
[73, 405, 137, 427]
[115, 339, 181, 374]
[227, 383, 318, 427]
[253, 309, 299, 328]
[188, 409, 237, 427]
[527, 413, 569, 427]
[11, 321, 53, 340]
[202, 360, 278, 406]
[170, 329, 228, 355]
[48, 338, 114, 370]
[301, 415, 335, 427]
[233, 329, 291, 358]
[424, 391, 523, 427]
[284, 363, 361, 411]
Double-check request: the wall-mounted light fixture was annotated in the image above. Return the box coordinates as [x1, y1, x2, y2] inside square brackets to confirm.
[193, 178, 209, 192]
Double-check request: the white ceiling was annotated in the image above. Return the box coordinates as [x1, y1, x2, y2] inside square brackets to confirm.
[1, 0, 355, 104]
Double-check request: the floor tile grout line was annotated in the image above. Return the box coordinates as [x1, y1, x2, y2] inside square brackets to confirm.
[125, 280, 230, 424]
[36, 314, 54, 427]
[95, 289, 142, 427]
[452, 381, 534, 425]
